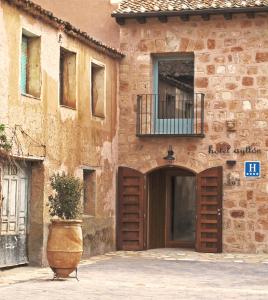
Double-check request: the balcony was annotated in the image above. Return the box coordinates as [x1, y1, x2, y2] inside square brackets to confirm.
[136, 93, 205, 137]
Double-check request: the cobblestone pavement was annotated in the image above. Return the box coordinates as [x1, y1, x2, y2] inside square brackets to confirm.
[1, 249, 268, 299]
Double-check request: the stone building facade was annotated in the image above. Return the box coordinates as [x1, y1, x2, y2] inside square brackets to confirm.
[0, 0, 122, 267]
[1, 0, 268, 270]
[114, 1, 268, 253]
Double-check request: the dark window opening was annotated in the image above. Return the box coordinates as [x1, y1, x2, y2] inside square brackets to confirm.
[83, 169, 96, 216]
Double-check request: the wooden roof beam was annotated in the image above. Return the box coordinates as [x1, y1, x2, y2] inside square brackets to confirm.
[136, 16, 147, 24]
[158, 15, 168, 23]
[180, 15, 189, 22]
[224, 13, 232, 20]
[246, 12, 255, 18]
[201, 14, 210, 21]
[116, 17, 125, 25]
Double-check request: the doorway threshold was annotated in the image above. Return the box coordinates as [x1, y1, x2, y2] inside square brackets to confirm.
[113, 249, 268, 264]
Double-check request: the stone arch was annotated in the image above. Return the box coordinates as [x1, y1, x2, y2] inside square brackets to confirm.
[145, 164, 197, 175]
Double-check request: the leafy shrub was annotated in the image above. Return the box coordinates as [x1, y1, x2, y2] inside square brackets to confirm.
[0, 124, 12, 152]
[48, 173, 82, 220]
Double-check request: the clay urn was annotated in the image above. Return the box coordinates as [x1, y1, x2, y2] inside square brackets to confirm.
[46, 173, 83, 279]
[47, 219, 83, 278]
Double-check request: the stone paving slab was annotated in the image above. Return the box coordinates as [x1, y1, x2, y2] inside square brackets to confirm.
[111, 248, 268, 263]
[0, 254, 111, 286]
[1, 249, 268, 299]
[1, 249, 268, 286]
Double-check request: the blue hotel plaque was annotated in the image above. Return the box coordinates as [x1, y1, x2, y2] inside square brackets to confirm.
[244, 161, 261, 178]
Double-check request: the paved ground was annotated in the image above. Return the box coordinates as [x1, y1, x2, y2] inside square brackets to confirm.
[1, 249, 268, 299]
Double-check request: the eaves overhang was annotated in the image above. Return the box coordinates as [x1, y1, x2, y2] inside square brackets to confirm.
[112, 6, 268, 24]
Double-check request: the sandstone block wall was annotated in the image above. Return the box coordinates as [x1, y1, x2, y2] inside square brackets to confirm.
[118, 12, 268, 253]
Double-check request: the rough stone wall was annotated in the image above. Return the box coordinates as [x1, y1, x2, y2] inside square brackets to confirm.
[118, 13, 268, 253]
[0, 1, 119, 265]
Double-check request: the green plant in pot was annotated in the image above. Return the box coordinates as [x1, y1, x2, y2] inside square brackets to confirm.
[47, 173, 83, 279]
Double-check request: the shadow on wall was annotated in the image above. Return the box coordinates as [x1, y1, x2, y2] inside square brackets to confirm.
[82, 217, 115, 258]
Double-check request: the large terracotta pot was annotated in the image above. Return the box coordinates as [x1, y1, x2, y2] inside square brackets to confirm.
[47, 219, 83, 278]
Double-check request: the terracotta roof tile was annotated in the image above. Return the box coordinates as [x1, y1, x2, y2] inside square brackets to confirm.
[114, 0, 268, 15]
[4, 0, 124, 59]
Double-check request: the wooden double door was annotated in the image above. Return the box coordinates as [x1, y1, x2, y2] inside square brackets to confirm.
[0, 163, 30, 268]
[117, 166, 222, 253]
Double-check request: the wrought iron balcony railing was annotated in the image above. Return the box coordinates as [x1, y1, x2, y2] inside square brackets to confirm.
[136, 93, 205, 137]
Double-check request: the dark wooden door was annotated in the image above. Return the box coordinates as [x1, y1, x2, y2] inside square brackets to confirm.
[148, 170, 166, 249]
[117, 167, 145, 251]
[196, 166, 222, 253]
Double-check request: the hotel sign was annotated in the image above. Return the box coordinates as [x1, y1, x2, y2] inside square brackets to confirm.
[208, 145, 261, 155]
[244, 161, 261, 178]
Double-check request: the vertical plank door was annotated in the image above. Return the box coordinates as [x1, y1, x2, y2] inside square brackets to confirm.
[117, 167, 145, 251]
[196, 166, 222, 253]
[0, 164, 29, 268]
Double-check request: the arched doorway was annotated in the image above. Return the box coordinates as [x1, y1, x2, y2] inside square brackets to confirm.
[147, 166, 196, 249]
[117, 165, 223, 253]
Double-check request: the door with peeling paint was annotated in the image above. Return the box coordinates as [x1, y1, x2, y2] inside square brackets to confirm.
[0, 163, 30, 268]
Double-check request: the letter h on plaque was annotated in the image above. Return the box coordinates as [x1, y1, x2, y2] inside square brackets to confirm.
[244, 161, 261, 178]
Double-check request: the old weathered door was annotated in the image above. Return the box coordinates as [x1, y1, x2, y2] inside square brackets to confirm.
[196, 166, 222, 253]
[117, 167, 145, 250]
[0, 163, 30, 268]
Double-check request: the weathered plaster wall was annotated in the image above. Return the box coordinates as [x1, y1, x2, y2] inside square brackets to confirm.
[32, 0, 120, 48]
[118, 13, 268, 253]
[0, 1, 119, 265]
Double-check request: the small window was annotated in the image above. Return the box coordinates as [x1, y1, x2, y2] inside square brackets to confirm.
[83, 169, 96, 216]
[60, 47, 77, 109]
[91, 61, 105, 118]
[20, 33, 41, 97]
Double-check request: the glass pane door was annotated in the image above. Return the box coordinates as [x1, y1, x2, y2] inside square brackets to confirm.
[153, 54, 194, 134]
[170, 176, 196, 243]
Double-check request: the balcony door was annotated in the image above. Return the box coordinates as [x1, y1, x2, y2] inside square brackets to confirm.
[153, 54, 195, 135]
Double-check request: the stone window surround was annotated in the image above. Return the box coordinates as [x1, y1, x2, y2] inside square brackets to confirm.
[59, 46, 77, 110]
[90, 58, 106, 119]
[20, 28, 41, 99]
[82, 167, 97, 217]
